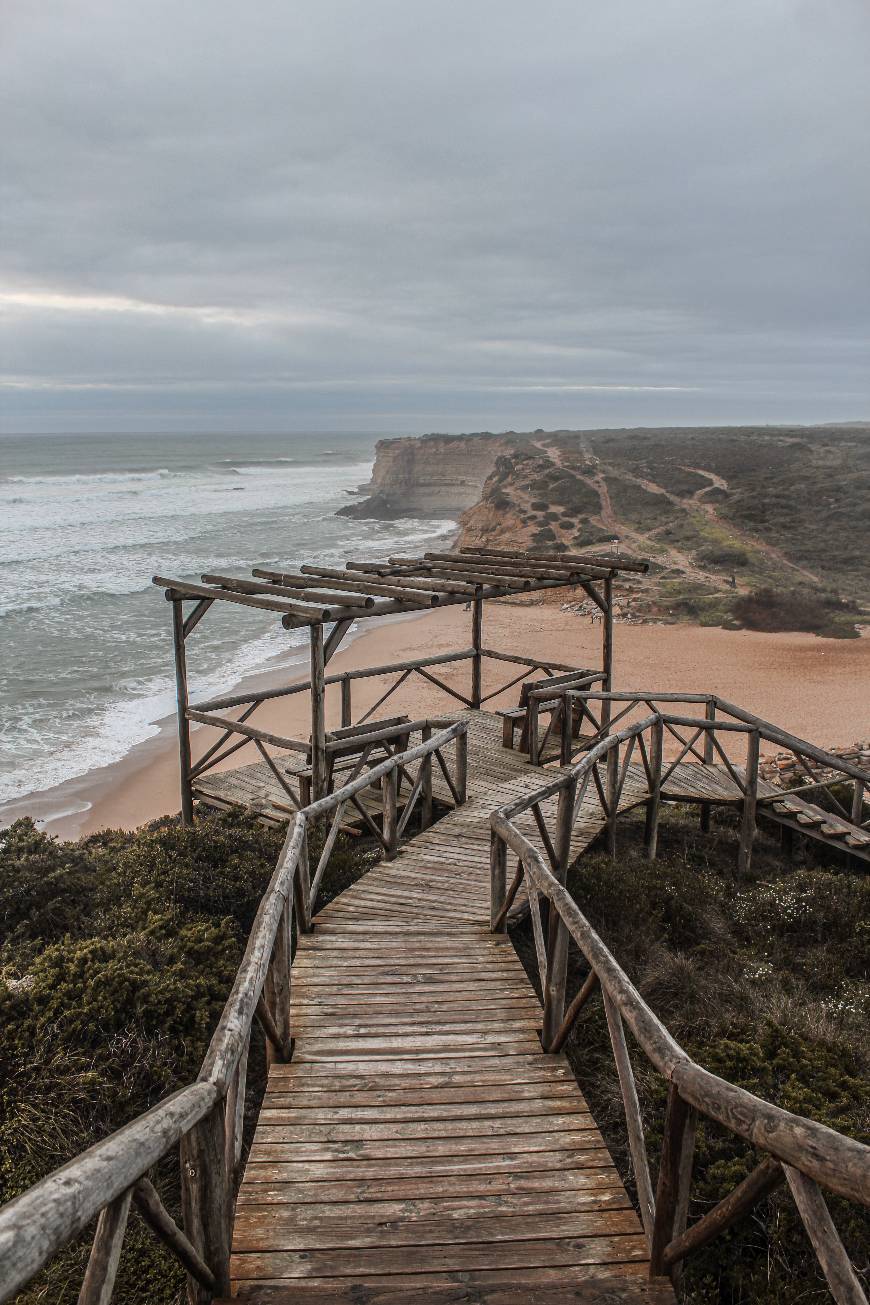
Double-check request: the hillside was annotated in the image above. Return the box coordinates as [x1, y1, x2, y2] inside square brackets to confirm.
[347, 425, 870, 635]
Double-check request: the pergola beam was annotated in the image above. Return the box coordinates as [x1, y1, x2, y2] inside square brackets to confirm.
[201, 573, 376, 610]
[452, 551, 614, 581]
[343, 563, 479, 596]
[424, 552, 609, 583]
[298, 566, 448, 605]
[464, 544, 649, 574]
[154, 576, 338, 622]
[385, 559, 532, 589]
[154, 546, 646, 823]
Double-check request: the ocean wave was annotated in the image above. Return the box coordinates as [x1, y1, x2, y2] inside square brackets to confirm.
[3, 467, 173, 487]
[0, 624, 312, 809]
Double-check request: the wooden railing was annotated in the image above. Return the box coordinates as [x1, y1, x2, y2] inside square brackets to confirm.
[0, 721, 469, 1305]
[522, 671, 607, 764]
[490, 717, 870, 1302]
[185, 647, 592, 808]
[555, 691, 870, 866]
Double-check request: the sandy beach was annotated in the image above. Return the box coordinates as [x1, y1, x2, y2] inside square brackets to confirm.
[21, 600, 870, 841]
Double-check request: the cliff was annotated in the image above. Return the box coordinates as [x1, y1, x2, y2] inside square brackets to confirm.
[338, 432, 519, 519]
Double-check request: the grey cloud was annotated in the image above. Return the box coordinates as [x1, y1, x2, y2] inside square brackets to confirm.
[1, 0, 868, 432]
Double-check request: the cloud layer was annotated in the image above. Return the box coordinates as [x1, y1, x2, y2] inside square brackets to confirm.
[2, 0, 868, 432]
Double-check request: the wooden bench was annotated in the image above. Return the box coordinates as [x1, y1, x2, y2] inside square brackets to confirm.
[500, 670, 603, 760]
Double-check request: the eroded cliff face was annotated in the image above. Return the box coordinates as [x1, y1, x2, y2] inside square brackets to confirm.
[338, 433, 517, 519]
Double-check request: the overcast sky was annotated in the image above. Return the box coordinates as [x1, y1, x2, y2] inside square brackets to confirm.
[2, 0, 868, 434]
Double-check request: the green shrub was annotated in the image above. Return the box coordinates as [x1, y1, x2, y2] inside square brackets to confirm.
[698, 544, 750, 568]
[0, 811, 376, 1302]
[0, 820, 102, 961]
[732, 588, 860, 638]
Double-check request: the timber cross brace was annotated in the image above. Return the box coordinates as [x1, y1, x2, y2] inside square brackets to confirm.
[152, 545, 647, 822]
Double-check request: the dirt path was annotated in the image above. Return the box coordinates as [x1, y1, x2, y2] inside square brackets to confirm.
[683, 465, 821, 583]
[522, 442, 819, 591]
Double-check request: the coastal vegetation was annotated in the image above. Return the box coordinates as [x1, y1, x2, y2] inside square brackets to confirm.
[511, 805, 870, 1303]
[0, 811, 374, 1303]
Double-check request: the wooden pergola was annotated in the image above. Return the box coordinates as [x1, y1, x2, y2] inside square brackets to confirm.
[153, 545, 648, 819]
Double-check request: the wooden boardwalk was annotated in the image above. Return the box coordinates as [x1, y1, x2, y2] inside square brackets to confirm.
[228, 715, 674, 1302]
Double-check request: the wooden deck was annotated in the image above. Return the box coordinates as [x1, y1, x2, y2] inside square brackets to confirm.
[227, 715, 674, 1302]
[218, 709, 868, 1302]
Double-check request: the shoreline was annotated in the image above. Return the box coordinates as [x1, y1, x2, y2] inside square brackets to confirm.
[12, 604, 870, 841]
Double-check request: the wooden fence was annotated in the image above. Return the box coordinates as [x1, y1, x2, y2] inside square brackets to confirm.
[184, 647, 591, 810]
[0, 722, 469, 1305]
[490, 716, 870, 1303]
[515, 688, 870, 866]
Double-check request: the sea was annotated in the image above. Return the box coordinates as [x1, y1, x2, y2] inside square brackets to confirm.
[0, 430, 455, 826]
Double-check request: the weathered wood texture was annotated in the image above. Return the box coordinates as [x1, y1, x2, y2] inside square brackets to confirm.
[230, 712, 674, 1301]
[490, 716, 870, 1300]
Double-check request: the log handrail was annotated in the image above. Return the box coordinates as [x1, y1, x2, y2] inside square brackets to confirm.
[191, 648, 592, 717]
[564, 691, 870, 787]
[555, 692, 870, 854]
[0, 722, 468, 1305]
[489, 711, 869, 1301]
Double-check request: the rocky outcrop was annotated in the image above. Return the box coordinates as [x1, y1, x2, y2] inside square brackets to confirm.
[338, 433, 519, 520]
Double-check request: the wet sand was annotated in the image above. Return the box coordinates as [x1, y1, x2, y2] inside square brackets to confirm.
[21, 602, 870, 840]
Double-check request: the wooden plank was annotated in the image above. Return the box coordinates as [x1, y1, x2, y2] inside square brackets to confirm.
[259, 1097, 585, 1123]
[266, 1055, 579, 1079]
[261, 1082, 582, 1109]
[231, 1207, 641, 1252]
[225, 1272, 672, 1302]
[246, 1130, 610, 1163]
[234, 1168, 624, 1206]
[239, 1149, 618, 1184]
[230, 1233, 650, 1279]
[252, 1113, 596, 1141]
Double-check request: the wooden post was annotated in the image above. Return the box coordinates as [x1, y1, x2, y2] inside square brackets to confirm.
[644, 716, 664, 860]
[700, 699, 715, 833]
[560, 694, 572, 766]
[471, 595, 483, 708]
[309, 623, 327, 805]
[421, 723, 433, 829]
[528, 695, 540, 765]
[606, 743, 619, 858]
[738, 729, 760, 876]
[340, 676, 352, 728]
[602, 577, 614, 692]
[455, 728, 468, 805]
[600, 578, 616, 846]
[851, 779, 865, 826]
[78, 1188, 133, 1305]
[263, 898, 292, 1067]
[294, 830, 312, 934]
[543, 777, 576, 1048]
[650, 1084, 696, 1282]
[602, 989, 656, 1245]
[224, 1032, 249, 1190]
[172, 598, 194, 825]
[783, 1165, 866, 1305]
[180, 1104, 230, 1304]
[490, 831, 507, 932]
[382, 767, 398, 859]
